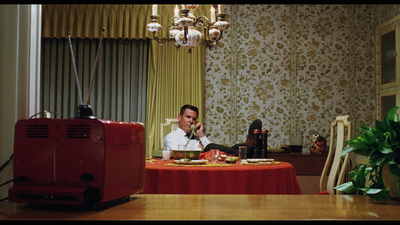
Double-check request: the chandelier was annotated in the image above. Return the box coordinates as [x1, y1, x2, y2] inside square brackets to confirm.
[146, 4, 229, 54]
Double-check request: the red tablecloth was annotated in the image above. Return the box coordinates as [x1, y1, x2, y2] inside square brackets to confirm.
[142, 159, 302, 194]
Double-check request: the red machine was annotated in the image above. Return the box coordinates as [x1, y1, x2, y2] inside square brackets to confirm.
[8, 118, 145, 206]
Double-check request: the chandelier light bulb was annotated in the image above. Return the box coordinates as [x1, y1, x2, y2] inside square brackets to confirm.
[174, 5, 179, 18]
[152, 4, 157, 15]
[210, 7, 216, 23]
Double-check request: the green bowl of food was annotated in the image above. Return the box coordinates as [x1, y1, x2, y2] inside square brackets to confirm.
[170, 149, 202, 160]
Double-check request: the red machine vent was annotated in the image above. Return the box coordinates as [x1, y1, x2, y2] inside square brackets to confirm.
[67, 125, 91, 138]
[26, 125, 49, 138]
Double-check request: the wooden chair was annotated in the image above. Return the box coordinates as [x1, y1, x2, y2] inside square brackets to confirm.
[319, 115, 352, 195]
[152, 118, 179, 157]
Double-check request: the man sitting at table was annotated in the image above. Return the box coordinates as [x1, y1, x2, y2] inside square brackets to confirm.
[164, 104, 261, 157]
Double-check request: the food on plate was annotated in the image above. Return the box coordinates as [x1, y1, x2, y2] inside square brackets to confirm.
[225, 156, 239, 164]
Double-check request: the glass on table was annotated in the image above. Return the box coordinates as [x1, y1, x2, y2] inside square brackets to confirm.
[239, 146, 247, 160]
[210, 149, 220, 164]
[162, 147, 171, 161]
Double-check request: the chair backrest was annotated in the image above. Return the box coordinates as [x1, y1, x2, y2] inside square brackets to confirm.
[160, 118, 179, 148]
[319, 115, 352, 195]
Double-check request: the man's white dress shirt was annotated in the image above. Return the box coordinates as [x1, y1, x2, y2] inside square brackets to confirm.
[164, 127, 212, 150]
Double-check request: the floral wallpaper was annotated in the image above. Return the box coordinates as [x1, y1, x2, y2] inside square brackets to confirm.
[375, 4, 400, 26]
[204, 4, 384, 152]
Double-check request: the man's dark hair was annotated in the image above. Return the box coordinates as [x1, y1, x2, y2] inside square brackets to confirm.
[180, 104, 199, 116]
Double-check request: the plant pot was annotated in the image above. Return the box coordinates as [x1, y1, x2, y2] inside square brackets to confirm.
[382, 163, 400, 200]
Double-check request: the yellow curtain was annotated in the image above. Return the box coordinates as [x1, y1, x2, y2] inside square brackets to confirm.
[146, 40, 206, 155]
[41, 4, 153, 39]
[42, 4, 212, 40]
[145, 4, 211, 155]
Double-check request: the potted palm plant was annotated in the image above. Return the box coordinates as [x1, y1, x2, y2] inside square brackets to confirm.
[335, 106, 400, 200]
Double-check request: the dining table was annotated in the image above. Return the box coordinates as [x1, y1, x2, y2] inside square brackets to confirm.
[1, 194, 399, 220]
[142, 158, 302, 194]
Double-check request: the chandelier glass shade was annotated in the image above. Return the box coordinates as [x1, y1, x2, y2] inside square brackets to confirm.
[146, 4, 229, 53]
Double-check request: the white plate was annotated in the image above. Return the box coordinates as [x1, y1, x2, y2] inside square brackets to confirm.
[256, 161, 275, 165]
[191, 160, 206, 163]
[174, 159, 207, 165]
[247, 158, 274, 163]
[171, 149, 202, 152]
